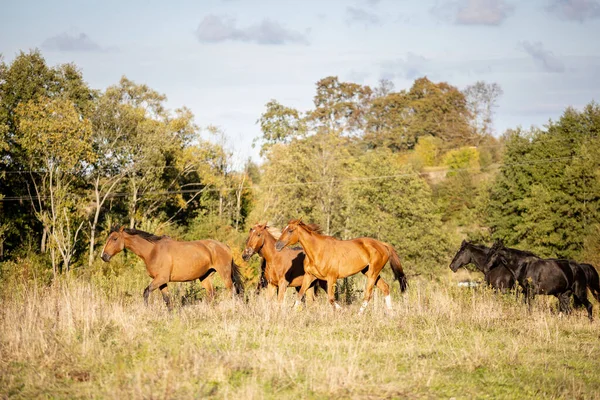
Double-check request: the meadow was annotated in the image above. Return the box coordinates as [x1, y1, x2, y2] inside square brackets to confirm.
[1, 263, 599, 399]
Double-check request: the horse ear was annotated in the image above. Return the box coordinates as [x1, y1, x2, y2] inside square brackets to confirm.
[119, 226, 124, 233]
[461, 239, 466, 245]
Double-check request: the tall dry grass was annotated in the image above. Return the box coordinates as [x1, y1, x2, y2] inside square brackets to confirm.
[1, 268, 599, 399]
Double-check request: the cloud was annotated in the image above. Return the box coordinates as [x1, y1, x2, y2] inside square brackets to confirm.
[521, 41, 565, 73]
[195, 15, 308, 45]
[432, 0, 514, 25]
[345, 6, 382, 27]
[380, 53, 429, 80]
[546, 0, 600, 22]
[41, 32, 104, 52]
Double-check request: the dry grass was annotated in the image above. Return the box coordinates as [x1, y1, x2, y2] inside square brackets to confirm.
[1, 268, 599, 399]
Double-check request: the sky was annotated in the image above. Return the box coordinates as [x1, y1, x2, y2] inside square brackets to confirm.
[1, 0, 599, 165]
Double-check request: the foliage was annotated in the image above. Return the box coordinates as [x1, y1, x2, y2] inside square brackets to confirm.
[487, 104, 600, 258]
[442, 146, 480, 174]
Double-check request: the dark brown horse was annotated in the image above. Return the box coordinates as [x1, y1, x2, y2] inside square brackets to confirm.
[275, 219, 407, 313]
[449, 240, 515, 290]
[485, 242, 593, 321]
[101, 226, 244, 309]
[242, 223, 326, 303]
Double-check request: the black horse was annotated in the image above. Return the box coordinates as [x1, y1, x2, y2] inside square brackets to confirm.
[449, 240, 515, 290]
[485, 242, 593, 321]
[574, 263, 600, 306]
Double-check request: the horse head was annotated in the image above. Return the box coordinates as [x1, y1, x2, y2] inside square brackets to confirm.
[275, 219, 302, 252]
[242, 223, 269, 261]
[449, 239, 471, 272]
[100, 225, 125, 262]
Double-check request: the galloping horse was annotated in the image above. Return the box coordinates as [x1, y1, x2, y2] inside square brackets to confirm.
[485, 242, 593, 321]
[242, 223, 326, 303]
[275, 219, 407, 313]
[101, 226, 244, 309]
[449, 240, 515, 290]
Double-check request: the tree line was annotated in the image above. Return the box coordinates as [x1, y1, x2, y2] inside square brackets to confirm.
[1, 50, 599, 283]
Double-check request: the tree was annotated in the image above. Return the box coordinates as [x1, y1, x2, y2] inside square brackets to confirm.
[487, 103, 600, 258]
[308, 76, 372, 135]
[463, 81, 503, 137]
[0, 51, 94, 256]
[405, 77, 476, 147]
[16, 96, 94, 275]
[343, 149, 452, 269]
[364, 77, 477, 151]
[256, 100, 305, 155]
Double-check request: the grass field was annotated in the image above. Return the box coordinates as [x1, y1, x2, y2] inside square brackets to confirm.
[1, 267, 599, 399]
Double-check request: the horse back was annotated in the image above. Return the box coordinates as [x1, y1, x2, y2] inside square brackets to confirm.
[524, 258, 572, 295]
[163, 239, 232, 281]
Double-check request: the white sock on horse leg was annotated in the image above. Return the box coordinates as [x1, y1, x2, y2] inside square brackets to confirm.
[385, 295, 393, 310]
[359, 300, 369, 314]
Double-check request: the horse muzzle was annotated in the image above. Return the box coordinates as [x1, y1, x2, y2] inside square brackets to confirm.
[100, 253, 111, 262]
[242, 249, 253, 261]
[274, 241, 285, 252]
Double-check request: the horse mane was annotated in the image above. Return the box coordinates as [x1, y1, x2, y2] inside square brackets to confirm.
[112, 225, 167, 243]
[464, 241, 489, 251]
[292, 219, 323, 234]
[494, 241, 537, 257]
[266, 226, 281, 240]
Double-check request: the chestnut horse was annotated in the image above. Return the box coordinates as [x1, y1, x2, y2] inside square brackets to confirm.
[101, 226, 244, 309]
[242, 223, 326, 304]
[275, 219, 407, 313]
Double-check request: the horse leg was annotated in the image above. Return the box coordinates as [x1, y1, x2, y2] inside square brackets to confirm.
[277, 280, 289, 304]
[266, 283, 277, 301]
[293, 273, 317, 308]
[359, 275, 378, 315]
[557, 292, 572, 316]
[159, 284, 173, 311]
[523, 285, 534, 313]
[304, 285, 316, 305]
[374, 276, 392, 310]
[573, 283, 593, 322]
[200, 276, 215, 302]
[326, 276, 342, 311]
[143, 276, 169, 307]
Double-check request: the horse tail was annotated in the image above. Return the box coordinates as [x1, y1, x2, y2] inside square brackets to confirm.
[231, 260, 245, 297]
[386, 244, 407, 292]
[582, 263, 600, 302]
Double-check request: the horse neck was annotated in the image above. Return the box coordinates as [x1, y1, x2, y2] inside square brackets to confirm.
[296, 228, 322, 264]
[465, 244, 489, 272]
[123, 234, 155, 264]
[258, 233, 278, 263]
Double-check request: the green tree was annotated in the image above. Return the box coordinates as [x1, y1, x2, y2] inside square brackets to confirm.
[16, 96, 94, 274]
[487, 103, 600, 258]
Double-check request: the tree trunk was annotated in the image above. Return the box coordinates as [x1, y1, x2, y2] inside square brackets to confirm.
[41, 228, 47, 253]
[129, 181, 138, 229]
[89, 177, 101, 267]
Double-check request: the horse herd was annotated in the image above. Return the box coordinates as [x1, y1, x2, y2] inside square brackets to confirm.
[100, 222, 600, 320]
[450, 240, 600, 321]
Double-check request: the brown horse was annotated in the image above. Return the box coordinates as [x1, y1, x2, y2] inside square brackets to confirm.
[275, 219, 407, 312]
[242, 223, 326, 304]
[100, 226, 244, 309]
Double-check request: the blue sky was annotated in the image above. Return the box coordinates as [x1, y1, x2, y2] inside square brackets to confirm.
[1, 0, 599, 165]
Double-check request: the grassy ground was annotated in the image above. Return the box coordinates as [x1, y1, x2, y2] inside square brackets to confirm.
[1, 269, 599, 399]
